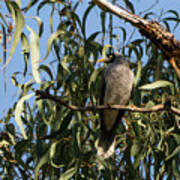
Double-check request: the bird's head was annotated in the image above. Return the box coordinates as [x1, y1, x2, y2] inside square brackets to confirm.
[97, 52, 126, 64]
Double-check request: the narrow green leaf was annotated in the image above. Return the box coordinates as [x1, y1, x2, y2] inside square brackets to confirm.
[23, 0, 38, 12]
[39, 65, 53, 80]
[134, 60, 141, 87]
[165, 9, 180, 31]
[171, 133, 180, 144]
[59, 167, 76, 180]
[165, 145, 180, 161]
[21, 33, 30, 54]
[143, 12, 155, 20]
[167, 10, 179, 19]
[131, 140, 141, 157]
[26, 25, 41, 83]
[0, 13, 9, 27]
[16, 0, 21, 8]
[15, 93, 34, 139]
[49, 6, 54, 32]
[2, 1, 25, 69]
[124, 0, 135, 13]
[71, 11, 81, 30]
[119, 27, 127, 42]
[32, 16, 44, 37]
[42, 30, 65, 61]
[86, 31, 101, 42]
[21, 33, 30, 76]
[59, 111, 73, 133]
[88, 68, 102, 89]
[82, 3, 95, 39]
[35, 151, 49, 180]
[100, 11, 106, 34]
[172, 159, 180, 179]
[11, 72, 21, 87]
[0, 140, 10, 146]
[60, 56, 71, 74]
[50, 141, 58, 159]
[49, 140, 65, 168]
[139, 80, 173, 90]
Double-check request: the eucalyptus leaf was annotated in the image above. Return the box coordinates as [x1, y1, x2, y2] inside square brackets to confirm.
[2, 1, 25, 69]
[35, 151, 49, 180]
[165, 145, 180, 161]
[59, 167, 76, 180]
[26, 25, 41, 83]
[88, 68, 102, 89]
[42, 30, 65, 61]
[15, 93, 34, 139]
[139, 80, 173, 90]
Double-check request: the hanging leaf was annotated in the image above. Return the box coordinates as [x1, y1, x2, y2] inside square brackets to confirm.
[2, 1, 25, 69]
[26, 25, 41, 83]
[139, 80, 173, 90]
[100, 11, 106, 34]
[88, 68, 102, 89]
[21, 33, 30, 76]
[32, 16, 44, 37]
[82, 3, 95, 39]
[39, 64, 53, 80]
[59, 167, 76, 180]
[60, 56, 71, 74]
[119, 26, 127, 42]
[50, 141, 65, 168]
[165, 145, 180, 161]
[123, 0, 135, 13]
[35, 151, 49, 180]
[86, 31, 101, 42]
[42, 30, 65, 61]
[15, 93, 34, 139]
[134, 60, 142, 87]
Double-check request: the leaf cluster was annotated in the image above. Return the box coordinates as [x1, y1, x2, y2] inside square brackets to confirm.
[0, 0, 180, 179]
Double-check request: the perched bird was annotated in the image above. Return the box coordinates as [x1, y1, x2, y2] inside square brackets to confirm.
[97, 53, 134, 159]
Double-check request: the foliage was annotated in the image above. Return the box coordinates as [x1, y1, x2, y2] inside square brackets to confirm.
[0, 0, 180, 179]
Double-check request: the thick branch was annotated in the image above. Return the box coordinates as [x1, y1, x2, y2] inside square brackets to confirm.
[36, 90, 180, 116]
[93, 0, 147, 25]
[93, 0, 180, 79]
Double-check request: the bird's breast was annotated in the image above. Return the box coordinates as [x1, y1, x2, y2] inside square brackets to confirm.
[104, 64, 134, 105]
[102, 64, 134, 131]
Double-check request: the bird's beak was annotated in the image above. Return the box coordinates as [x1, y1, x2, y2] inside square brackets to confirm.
[97, 58, 108, 63]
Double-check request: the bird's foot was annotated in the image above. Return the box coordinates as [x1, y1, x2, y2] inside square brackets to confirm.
[106, 103, 113, 109]
[130, 104, 138, 111]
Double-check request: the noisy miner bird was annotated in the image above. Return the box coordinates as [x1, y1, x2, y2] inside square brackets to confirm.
[97, 53, 134, 159]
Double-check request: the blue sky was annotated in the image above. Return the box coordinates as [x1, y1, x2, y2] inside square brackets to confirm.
[0, 0, 180, 119]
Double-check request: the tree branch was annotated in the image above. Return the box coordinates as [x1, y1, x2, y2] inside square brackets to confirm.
[92, 0, 180, 80]
[36, 90, 180, 116]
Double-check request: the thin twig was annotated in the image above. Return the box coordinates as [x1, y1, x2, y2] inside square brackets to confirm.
[36, 90, 180, 116]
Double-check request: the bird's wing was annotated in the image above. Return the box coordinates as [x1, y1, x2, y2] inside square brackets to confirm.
[99, 73, 119, 134]
[99, 75, 106, 132]
[98, 69, 125, 156]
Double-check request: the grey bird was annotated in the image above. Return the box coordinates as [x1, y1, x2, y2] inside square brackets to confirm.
[97, 53, 134, 159]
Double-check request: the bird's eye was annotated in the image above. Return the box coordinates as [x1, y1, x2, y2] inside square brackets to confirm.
[108, 55, 113, 59]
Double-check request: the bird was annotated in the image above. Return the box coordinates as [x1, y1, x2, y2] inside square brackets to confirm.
[97, 53, 134, 159]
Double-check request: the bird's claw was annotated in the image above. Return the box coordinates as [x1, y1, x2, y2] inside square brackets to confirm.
[130, 104, 138, 110]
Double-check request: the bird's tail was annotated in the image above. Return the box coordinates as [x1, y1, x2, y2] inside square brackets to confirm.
[97, 131, 116, 159]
